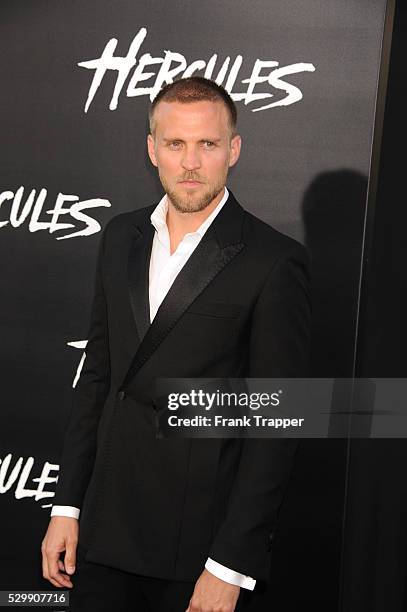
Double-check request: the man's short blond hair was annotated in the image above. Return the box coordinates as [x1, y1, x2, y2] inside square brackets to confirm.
[149, 76, 237, 136]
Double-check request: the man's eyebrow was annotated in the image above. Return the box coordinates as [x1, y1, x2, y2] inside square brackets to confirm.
[162, 137, 222, 143]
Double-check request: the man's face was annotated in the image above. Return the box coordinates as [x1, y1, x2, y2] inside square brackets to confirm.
[147, 99, 241, 213]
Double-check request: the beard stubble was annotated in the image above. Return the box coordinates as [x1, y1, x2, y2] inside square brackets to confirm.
[159, 170, 227, 214]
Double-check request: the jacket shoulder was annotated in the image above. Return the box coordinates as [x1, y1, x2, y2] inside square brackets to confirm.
[102, 204, 156, 236]
[242, 209, 309, 262]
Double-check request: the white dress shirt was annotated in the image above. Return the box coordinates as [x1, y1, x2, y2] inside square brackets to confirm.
[51, 186, 256, 591]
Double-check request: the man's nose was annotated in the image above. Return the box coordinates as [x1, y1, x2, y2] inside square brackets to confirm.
[181, 146, 201, 171]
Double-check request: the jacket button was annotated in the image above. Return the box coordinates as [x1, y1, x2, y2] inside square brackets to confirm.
[118, 390, 126, 400]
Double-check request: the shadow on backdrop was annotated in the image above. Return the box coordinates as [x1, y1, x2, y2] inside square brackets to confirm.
[341, 2, 407, 610]
[264, 170, 367, 611]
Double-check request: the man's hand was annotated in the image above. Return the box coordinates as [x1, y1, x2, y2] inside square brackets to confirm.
[186, 568, 240, 612]
[41, 516, 79, 589]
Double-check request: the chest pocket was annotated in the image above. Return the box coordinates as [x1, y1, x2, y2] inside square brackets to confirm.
[187, 302, 243, 319]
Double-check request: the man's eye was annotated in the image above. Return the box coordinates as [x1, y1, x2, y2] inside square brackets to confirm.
[169, 141, 182, 149]
[203, 141, 215, 148]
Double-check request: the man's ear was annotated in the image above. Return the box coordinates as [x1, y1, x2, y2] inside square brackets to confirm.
[228, 134, 242, 168]
[147, 134, 158, 167]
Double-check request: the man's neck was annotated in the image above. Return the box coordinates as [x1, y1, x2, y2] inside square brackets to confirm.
[166, 187, 225, 254]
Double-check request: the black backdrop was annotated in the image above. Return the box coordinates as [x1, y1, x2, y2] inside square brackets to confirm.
[0, 1, 393, 610]
[342, 2, 407, 610]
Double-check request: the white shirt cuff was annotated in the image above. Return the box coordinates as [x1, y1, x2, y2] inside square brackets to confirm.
[49, 511, 254, 590]
[205, 557, 256, 590]
[50, 505, 80, 519]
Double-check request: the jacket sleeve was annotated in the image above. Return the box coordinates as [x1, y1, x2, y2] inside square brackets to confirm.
[208, 243, 312, 580]
[53, 225, 111, 508]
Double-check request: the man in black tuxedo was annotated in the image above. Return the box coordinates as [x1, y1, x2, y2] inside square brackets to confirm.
[42, 77, 311, 611]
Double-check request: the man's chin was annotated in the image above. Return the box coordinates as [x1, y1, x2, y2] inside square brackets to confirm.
[169, 192, 211, 214]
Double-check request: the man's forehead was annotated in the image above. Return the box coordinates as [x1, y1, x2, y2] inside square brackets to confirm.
[153, 99, 229, 123]
[152, 100, 232, 141]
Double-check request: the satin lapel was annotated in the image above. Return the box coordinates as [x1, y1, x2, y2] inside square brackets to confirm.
[121, 231, 244, 389]
[121, 191, 246, 389]
[127, 220, 154, 342]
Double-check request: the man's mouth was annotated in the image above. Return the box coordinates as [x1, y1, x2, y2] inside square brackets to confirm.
[178, 180, 202, 187]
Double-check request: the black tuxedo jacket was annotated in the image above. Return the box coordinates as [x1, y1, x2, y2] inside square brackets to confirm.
[53, 190, 311, 582]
